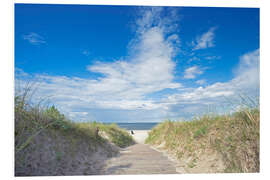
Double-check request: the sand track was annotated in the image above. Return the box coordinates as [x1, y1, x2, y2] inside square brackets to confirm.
[100, 130, 178, 175]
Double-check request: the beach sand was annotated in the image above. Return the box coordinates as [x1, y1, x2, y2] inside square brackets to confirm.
[129, 130, 150, 144]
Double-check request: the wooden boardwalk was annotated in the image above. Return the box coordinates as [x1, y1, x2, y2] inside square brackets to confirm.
[101, 143, 178, 175]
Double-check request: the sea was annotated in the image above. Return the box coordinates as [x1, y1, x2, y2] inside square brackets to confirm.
[115, 122, 158, 130]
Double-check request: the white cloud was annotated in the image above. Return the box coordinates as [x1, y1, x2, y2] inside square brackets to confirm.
[168, 83, 234, 104]
[231, 49, 260, 90]
[196, 79, 206, 85]
[193, 27, 216, 50]
[135, 7, 179, 35]
[184, 66, 203, 79]
[16, 7, 182, 122]
[87, 26, 181, 96]
[22, 32, 46, 45]
[165, 49, 259, 117]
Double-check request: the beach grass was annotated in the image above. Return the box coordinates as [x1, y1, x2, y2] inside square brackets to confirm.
[145, 107, 259, 173]
[15, 86, 134, 175]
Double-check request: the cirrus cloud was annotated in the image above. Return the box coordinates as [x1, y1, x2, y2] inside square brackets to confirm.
[192, 27, 217, 50]
[184, 65, 204, 79]
[22, 32, 46, 45]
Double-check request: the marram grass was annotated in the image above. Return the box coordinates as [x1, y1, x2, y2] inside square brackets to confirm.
[146, 108, 259, 173]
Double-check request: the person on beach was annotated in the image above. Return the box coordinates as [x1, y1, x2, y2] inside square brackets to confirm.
[130, 130, 134, 135]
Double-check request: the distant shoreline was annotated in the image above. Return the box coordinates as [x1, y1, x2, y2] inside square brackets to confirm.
[115, 122, 158, 130]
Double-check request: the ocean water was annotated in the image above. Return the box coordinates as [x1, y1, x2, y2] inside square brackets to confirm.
[116, 122, 158, 130]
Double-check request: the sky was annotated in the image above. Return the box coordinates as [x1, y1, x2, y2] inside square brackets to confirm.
[15, 4, 260, 122]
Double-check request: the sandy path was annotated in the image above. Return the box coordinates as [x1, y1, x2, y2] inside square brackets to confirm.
[101, 130, 178, 175]
[130, 130, 150, 144]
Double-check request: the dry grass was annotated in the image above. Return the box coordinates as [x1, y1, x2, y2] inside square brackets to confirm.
[145, 108, 259, 173]
[15, 87, 134, 176]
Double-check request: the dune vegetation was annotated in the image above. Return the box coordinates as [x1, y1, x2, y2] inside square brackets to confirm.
[15, 87, 134, 176]
[145, 106, 259, 173]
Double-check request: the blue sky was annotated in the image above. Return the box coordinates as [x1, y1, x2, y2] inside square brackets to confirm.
[15, 4, 259, 122]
